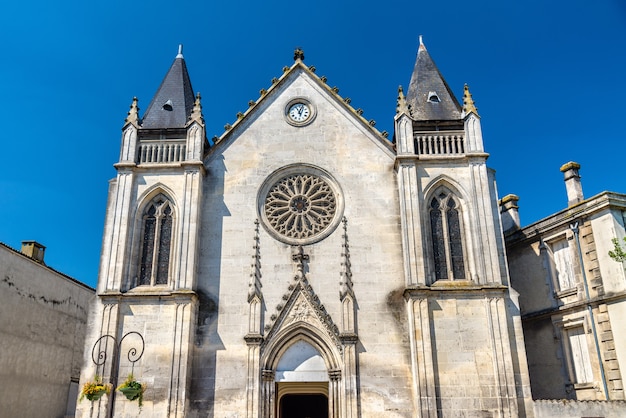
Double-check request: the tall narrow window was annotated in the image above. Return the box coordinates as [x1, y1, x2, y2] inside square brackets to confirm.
[429, 191, 466, 281]
[551, 238, 576, 290]
[139, 196, 174, 286]
[567, 326, 594, 384]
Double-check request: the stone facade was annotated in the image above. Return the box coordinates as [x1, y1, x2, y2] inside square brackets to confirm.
[0, 241, 94, 418]
[503, 164, 626, 410]
[77, 43, 533, 417]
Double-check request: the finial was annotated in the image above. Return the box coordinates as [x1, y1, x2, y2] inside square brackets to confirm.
[125, 97, 139, 126]
[418, 35, 426, 51]
[462, 84, 479, 116]
[187, 92, 204, 126]
[176, 44, 184, 59]
[396, 85, 410, 115]
[294, 47, 305, 62]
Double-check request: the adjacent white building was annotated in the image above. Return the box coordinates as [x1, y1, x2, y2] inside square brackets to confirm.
[503, 163, 626, 409]
[0, 241, 94, 418]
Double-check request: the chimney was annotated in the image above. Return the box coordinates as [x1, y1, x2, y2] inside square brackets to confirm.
[499, 194, 520, 233]
[560, 161, 584, 206]
[21, 241, 46, 264]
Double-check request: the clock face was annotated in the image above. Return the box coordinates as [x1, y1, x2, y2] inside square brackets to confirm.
[288, 103, 311, 122]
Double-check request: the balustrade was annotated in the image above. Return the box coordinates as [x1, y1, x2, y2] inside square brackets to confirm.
[137, 141, 186, 164]
[414, 133, 465, 155]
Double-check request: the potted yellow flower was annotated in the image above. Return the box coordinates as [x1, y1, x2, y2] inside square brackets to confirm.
[117, 373, 144, 408]
[79, 375, 111, 401]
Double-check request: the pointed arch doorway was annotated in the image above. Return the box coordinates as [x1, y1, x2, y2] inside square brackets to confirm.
[273, 340, 331, 418]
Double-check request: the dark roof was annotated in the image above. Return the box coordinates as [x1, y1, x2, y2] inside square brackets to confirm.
[141, 52, 195, 129]
[405, 41, 462, 121]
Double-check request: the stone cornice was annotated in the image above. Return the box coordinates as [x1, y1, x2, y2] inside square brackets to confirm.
[244, 333, 264, 345]
[339, 332, 358, 344]
[114, 162, 137, 170]
[521, 290, 626, 322]
[505, 191, 626, 246]
[181, 160, 207, 175]
[404, 281, 508, 299]
[99, 288, 198, 303]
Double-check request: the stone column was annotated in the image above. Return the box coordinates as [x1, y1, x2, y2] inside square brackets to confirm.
[176, 164, 204, 289]
[407, 296, 437, 417]
[328, 369, 342, 417]
[260, 370, 275, 418]
[245, 335, 263, 418]
[396, 160, 425, 285]
[340, 335, 358, 418]
[166, 298, 196, 417]
[485, 296, 519, 417]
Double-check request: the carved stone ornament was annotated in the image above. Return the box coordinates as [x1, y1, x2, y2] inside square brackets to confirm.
[263, 279, 343, 353]
[258, 164, 344, 245]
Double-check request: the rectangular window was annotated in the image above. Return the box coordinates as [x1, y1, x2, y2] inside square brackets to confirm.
[567, 326, 594, 384]
[551, 238, 576, 290]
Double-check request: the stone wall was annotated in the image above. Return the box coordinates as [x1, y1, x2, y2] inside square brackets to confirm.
[0, 243, 94, 418]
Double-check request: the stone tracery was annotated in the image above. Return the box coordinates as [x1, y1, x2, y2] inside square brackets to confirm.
[264, 173, 337, 241]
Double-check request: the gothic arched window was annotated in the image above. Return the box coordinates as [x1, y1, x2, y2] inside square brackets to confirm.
[138, 196, 174, 286]
[429, 191, 465, 281]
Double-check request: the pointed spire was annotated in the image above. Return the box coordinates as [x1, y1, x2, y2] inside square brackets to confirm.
[187, 92, 204, 126]
[141, 45, 195, 129]
[462, 84, 479, 116]
[405, 37, 462, 121]
[396, 85, 410, 116]
[124, 97, 139, 127]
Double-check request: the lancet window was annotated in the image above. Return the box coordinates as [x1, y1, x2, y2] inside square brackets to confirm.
[138, 195, 174, 286]
[429, 190, 466, 281]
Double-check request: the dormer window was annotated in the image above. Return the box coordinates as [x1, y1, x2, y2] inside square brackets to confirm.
[427, 91, 440, 103]
[162, 99, 173, 111]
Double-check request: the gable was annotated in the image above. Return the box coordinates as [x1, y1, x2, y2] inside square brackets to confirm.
[206, 64, 395, 166]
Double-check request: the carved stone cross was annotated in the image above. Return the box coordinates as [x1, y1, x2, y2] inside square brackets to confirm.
[292, 245, 309, 279]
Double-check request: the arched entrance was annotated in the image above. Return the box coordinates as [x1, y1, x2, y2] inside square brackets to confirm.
[269, 340, 335, 418]
[258, 302, 355, 418]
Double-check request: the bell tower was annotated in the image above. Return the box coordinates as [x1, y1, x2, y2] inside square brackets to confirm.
[77, 45, 207, 417]
[394, 37, 534, 417]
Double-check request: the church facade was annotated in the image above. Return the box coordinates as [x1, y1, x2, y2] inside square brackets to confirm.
[77, 42, 534, 417]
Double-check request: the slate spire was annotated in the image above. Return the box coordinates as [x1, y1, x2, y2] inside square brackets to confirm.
[141, 45, 195, 129]
[405, 36, 462, 122]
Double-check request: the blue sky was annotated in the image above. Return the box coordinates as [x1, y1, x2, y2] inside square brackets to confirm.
[1, 1, 625, 288]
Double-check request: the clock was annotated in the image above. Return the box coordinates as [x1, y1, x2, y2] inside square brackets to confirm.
[288, 103, 310, 122]
[285, 98, 315, 126]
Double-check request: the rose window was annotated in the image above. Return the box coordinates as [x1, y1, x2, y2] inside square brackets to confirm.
[264, 174, 337, 240]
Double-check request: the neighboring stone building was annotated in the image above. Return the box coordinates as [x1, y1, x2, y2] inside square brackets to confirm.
[503, 163, 626, 406]
[76, 41, 535, 418]
[0, 241, 94, 418]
